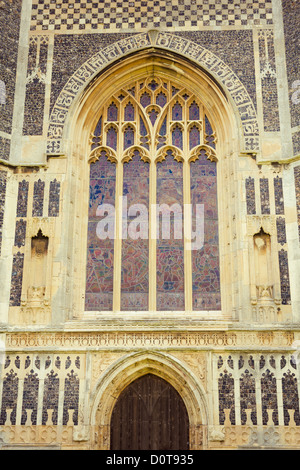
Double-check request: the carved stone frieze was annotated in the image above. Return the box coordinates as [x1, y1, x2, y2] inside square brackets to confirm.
[4, 329, 294, 350]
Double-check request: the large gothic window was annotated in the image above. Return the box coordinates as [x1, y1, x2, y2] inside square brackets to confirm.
[85, 77, 221, 312]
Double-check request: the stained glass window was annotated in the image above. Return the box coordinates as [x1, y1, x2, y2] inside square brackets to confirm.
[124, 126, 134, 150]
[140, 116, 149, 149]
[106, 126, 117, 150]
[121, 154, 149, 311]
[86, 77, 219, 313]
[205, 115, 216, 149]
[172, 102, 182, 121]
[148, 108, 159, 126]
[124, 103, 135, 121]
[172, 125, 183, 150]
[156, 155, 185, 311]
[32, 179, 45, 217]
[91, 116, 102, 150]
[140, 92, 151, 108]
[148, 79, 159, 91]
[85, 156, 116, 311]
[189, 125, 200, 150]
[190, 150, 221, 310]
[157, 116, 167, 149]
[107, 103, 118, 121]
[156, 92, 167, 108]
[189, 101, 200, 120]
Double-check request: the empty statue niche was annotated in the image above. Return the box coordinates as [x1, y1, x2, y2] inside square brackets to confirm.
[253, 228, 274, 302]
[29, 229, 49, 304]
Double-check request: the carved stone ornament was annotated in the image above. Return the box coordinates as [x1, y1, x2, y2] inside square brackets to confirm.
[122, 145, 150, 163]
[155, 144, 184, 163]
[208, 426, 225, 442]
[246, 215, 276, 237]
[88, 146, 117, 164]
[256, 285, 274, 301]
[26, 218, 54, 239]
[248, 425, 281, 448]
[73, 426, 89, 442]
[189, 144, 218, 163]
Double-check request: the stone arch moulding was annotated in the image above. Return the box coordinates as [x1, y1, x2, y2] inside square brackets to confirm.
[89, 351, 208, 450]
[46, 30, 260, 156]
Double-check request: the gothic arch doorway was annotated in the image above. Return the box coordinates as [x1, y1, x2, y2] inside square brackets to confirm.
[90, 352, 207, 449]
[110, 373, 189, 450]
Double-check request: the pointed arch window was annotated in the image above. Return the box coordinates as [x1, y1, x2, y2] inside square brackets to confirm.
[86, 77, 221, 312]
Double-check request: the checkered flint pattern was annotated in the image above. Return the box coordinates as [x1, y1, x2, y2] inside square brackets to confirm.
[31, 0, 273, 32]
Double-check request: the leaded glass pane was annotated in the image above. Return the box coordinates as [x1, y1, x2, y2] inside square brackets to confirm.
[172, 102, 182, 120]
[107, 103, 118, 121]
[121, 155, 149, 311]
[189, 101, 199, 120]
[140, 92, 151, 108]
[172, 125, 183, 149]
[85, 157, 116, 311]
[106, 126, 117, 150]
[191, 150, 221, 311]
[124, 103, 135, 121]
[189, 125, 200, 150]
[156, 92, 167, 108]
[156, 155, 184, 311]
[124, 126, 134, 150]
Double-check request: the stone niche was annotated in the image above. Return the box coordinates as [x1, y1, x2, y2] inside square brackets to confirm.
[17, 224, 53, 326]
[247, 218, 282, 323]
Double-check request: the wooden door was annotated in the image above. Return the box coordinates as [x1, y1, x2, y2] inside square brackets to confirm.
[110, 373, 189, 450]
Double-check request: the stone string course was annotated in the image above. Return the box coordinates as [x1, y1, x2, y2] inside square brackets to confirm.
[5, 330, 294, 349]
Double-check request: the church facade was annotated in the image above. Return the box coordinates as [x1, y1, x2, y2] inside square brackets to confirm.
[0, 0, 300, 449]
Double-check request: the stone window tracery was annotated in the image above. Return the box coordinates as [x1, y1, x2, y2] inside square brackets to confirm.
[85, 77, 220, 312]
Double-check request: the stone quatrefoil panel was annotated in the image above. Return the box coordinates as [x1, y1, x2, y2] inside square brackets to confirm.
[46, 31, 260, 155]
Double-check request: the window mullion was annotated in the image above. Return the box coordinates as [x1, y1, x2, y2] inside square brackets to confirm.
[183, 156, 193, 313]
[183, 101, 192, 312]
[149, 160, 157, 311]
[113, 159, 123, 312]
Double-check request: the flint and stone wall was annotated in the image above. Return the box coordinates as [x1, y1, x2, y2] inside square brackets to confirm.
[0, 0, 299, 450]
